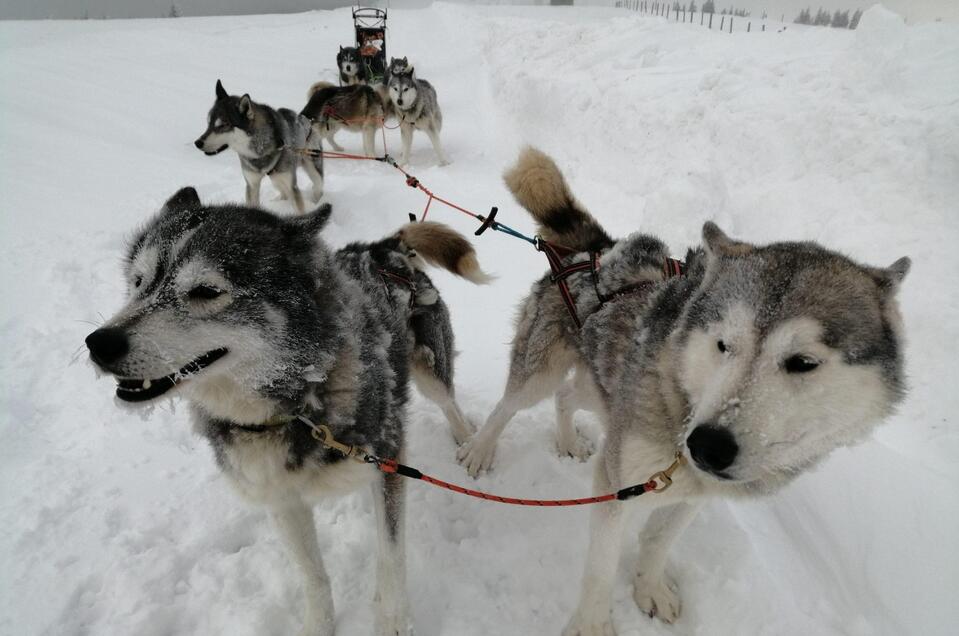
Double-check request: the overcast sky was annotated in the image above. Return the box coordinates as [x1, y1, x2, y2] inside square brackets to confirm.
[1, 0, 955, 23]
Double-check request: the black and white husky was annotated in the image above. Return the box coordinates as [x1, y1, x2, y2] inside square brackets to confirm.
[337, 45, 368, 86]
[462, 149, 911, 634]
[85, 189, 489, 635]
[195, 79, 325, 213]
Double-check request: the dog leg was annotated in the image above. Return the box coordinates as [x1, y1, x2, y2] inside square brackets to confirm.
[272, 502, 335, 636]
[271, 171, 306, 214]
[363, 126, 376, 158]
[457, 359, 571, 476]
[563, 455, 624, 636]
[372, 471, 412, 636]
[326, 131, 344, 152]
[425, 126, 450, 166]
[302, 157, 325, 202]
[633, 501, 701, 623]
[410, 347, 475, 445]
[554, 370, 596, 461]
[243, 168, 263, 208]
[399, 123, 413, 166]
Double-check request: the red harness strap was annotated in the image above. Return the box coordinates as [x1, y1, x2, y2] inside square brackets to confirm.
[376, 459, 657, 505]
[537, 240, 687, 329]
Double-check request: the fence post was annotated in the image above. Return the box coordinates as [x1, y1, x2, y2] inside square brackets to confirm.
[762, 23, 766, 31]
[701, 11, 704, 25]
[747, 21, 751, 32]
[729, 16, 733, 32]
[709, 13, 713, 28]
[720, 15, 724, 30]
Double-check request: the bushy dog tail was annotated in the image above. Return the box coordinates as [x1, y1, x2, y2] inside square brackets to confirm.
[503, 146, 614, 253]
[307, 80, 336, 101]
[397, 222, 492, 285]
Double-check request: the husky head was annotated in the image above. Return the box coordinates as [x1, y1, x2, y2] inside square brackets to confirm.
[337, 46, 361, 78]
[194, 80, 257, 157]
[388, 56, 410, 76]
[85, 188, 337, 422]
[675, 222, 910, 493]
[388, 68, 417, 110]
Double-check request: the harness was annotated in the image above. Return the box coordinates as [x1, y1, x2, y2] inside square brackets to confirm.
[537, 239, 686, 329]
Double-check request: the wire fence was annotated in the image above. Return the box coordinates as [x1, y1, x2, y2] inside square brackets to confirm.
[613, 1, 790, 34]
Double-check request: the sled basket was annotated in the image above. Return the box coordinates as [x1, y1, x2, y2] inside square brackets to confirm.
[353, 7, 387, 82]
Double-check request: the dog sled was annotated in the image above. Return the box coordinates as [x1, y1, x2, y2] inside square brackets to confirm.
[352, 6, 388, 82]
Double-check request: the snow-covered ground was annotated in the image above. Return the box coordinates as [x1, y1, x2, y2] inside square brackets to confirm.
[1, 3, 957, 635]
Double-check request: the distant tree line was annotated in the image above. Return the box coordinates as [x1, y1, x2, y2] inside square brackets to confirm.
[670, 2, 748, 16]
[794, 7, 863, 29]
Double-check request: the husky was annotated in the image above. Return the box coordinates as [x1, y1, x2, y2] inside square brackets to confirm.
[337, 45, 368, 85]
[458, 148, 689, 476]
[84, 188, 489, 635]
[195, 79, 324, 214]
[383, 56, 411, 86]
[476, 150, 911, 635]
[303, 81, 386, 157]
[387, 68, 449, 166]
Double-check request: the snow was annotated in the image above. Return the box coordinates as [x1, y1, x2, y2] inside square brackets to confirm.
[1, 3, 957, 635]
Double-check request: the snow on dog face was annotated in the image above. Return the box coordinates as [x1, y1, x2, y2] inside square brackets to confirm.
[194, 80, 256, 157]
[86, 188, 335, 421]
[674, 223, 910, 492]
[388, 70, 418, 110]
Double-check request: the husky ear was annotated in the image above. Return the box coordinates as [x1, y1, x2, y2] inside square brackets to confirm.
[163, 187, 201, 213]
[339, 45, 345, 52]
[289, 203, 332, 236]
[869, 256, 911, 295]
[238, 94, 253, 118]
[702, 222, 752, 259]
[215, 79, 228, 100]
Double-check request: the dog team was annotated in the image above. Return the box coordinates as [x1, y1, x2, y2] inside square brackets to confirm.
[85, 35, 911, 636]
[194, 50, 445, 214]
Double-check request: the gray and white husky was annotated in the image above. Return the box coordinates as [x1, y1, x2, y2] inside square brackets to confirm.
[84, 189, 489, 635]
[387, 68, 449, 166]
[468, 149, 911, 634]
[383, 56, 411, 86]
[194, 79, 324, 213]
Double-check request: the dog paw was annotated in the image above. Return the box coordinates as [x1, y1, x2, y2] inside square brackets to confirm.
[456, 437, 495, 477]
[633, 573, 681, 623]
[557, 429, 594, 461]
[562, 612, 615, 636]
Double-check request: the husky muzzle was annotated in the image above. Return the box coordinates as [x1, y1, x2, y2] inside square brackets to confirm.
[194, 135, 227, 156]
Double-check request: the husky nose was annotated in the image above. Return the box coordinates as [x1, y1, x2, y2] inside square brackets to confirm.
[85, 327, 129, 367]
[194, 139, 204, 149]
[687, 425, 738, 474]
[397, 98, 403, 106]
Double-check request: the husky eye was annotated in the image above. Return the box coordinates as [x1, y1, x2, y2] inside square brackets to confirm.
[188, 285, 224, 300]
[717, 340, 727, 353]
[784, 355, 820, 374]
[134, 275, 143, 288]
